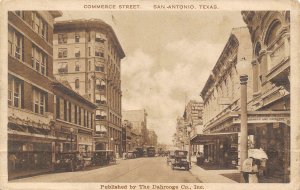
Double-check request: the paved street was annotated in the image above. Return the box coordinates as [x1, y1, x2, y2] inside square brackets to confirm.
[11, 157, 201, 183]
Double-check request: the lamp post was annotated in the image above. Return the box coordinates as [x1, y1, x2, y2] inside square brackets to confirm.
[187, 125, 192, 167]
[70, 127, 74, 152]
[110, 137, 114, 151]
[240, 74, 248, 183]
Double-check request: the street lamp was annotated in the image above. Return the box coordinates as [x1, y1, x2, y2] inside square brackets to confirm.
[110, 137, 114, 151]
[70, 127, 74, 152]
[240, 74, 248, 183]
[187, 125, 192, 167]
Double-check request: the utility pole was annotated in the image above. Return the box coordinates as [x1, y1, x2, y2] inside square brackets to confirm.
[240, 74, 248, 183]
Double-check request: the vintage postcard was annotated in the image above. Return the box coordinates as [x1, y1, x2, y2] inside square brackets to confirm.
[0, 0, 299, 190]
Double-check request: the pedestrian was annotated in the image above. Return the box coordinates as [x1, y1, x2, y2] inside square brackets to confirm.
[249, 159, 259, 183]
[242, 157, 253, 183]
[34, 153, 38, 169]
[9, 153, 17, 171]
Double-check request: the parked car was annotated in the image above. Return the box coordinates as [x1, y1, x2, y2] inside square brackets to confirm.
[170, 150, 190, 171]
[92, 150, 116, 166]
[134, 147, 144, 157]
[127, 151, 136, 159]
[54, 151, 85, 172]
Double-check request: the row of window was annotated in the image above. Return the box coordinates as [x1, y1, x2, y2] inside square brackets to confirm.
[56, 96, 94, 129]
[109, 112, 121, 126]
[58, 32, 105, 44]
[13, 11, 49, 42]
[58, 48, 104, 59]
[57, 61, 105, 74]
[9, 28, 48, 76]
[31, 12, 48, 41]
[8, 76, 47, 115]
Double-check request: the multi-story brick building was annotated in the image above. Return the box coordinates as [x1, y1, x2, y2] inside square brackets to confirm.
[53, 19, 125, 156]
[191, 27, 252, 167]
[241, 11, 290, 182]
[7, 11, 62, 178]
[52, 80, 96, 158]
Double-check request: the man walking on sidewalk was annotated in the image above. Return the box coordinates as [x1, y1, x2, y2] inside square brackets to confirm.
[242, 157, 253, 183]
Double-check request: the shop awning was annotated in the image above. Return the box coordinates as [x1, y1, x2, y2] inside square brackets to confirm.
[190, 132, 239, 145]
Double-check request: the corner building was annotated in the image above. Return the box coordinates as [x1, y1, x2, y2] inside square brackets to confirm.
[242, 11, 290, 182]
[7, 11, 62, 178]
[53, 19, 125, 156]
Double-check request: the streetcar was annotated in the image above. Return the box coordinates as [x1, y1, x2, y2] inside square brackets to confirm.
[146, 146, 156, 157]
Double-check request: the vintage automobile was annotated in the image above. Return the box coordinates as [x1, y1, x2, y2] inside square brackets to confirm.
[92, 150, 116, 166]
[53, 151, 85, 172]
[127, 151, 136, 159]
[170, 150, 190, 171]
[134, 147, 144, 158]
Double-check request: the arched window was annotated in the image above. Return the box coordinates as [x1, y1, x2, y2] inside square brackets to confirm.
[75, 79, 79, 89]
[265, 20, 282, 46]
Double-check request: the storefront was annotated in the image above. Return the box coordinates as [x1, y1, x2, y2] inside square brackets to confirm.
[233, 111, 290, 182]
[8, 122, 55, 175]
[191, 132, 239, 168]
[77, 130, 93, 156]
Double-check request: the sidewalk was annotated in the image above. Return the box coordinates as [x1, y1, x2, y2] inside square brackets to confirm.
[8, 168, 52, 181]
[189, 162, 240, 183]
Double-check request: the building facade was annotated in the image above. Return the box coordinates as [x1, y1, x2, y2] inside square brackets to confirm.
[241, 11, 290, 182]
[173, 117, 188, 150]
[122, 109, 148, 146]
[192, 27, 253, 168]
[183, 100, 204, 154]
[52, 80, 96, 159]
[53, 19, 125, 156]
[148, 129, 158, 147]
[7, 11, 62, 178]
[122, 120, 133, 152]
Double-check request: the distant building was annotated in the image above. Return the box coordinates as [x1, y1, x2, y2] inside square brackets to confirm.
[53, 19, 125, 156]
[148, 129, 158, 147]
[7, 11, 62, 178]
[173, 117, 186, 150]
[183, 100, 203, 137]
[122, 109, 148, 146]
[122, 120, 133, 152]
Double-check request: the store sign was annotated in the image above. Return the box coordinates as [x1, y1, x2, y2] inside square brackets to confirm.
[233, 114, 290, 124]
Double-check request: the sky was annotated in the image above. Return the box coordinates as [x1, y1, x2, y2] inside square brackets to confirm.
[56, 11, 246, 144]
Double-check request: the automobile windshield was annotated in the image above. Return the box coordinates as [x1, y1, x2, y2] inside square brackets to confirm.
[175, 151, 187, 156]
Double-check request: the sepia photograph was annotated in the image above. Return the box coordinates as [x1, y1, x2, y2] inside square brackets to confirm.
[1, 0, 299, 189]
